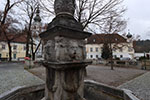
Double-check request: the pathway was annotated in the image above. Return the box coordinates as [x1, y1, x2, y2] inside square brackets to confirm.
[0, 63, 44, 95]
[119, 71, 150, 100]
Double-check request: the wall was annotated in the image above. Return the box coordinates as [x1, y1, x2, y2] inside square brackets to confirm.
[0, 42, 36, 61]
[0, 42, 26, 60]
[86, 42, 134, 60]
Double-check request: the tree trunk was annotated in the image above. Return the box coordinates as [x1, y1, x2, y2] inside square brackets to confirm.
[109, 43, 114, 70]
[110, 56, 113, 70]
[26, 31, 30, 57]
[31, 38, 35, 61]
[32, 53, 35, 61]
[26, 43, 29, 57]
[32, 40, 42, 61]
[7, 41, 12, 61]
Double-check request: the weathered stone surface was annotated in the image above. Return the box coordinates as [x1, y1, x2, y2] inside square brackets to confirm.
[44, 67, 86, 100]
[54, 0, 75, 16]
[46, 15, 84, 31]
[44, 36, 86, 62]
[84, 80, 140, 100]
[40, 0, 92, 99]
[40, 26, 91, 41]
[0, 84, 44, 100]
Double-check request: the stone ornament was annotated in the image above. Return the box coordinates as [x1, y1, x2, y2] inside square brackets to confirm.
[54, 0, 75, 16]
[44, 36, 85, 62]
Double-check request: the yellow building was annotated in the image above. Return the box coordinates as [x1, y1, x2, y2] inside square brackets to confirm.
[0, 34, 28, 61]
[0, 42, 26, 61]
[86, 34, 135, 60]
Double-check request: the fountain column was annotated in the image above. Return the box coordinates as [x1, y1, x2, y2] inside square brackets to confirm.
[40, 0, 91, 100]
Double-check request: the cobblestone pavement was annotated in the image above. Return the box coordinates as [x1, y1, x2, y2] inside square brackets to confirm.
[29, 65, 146, 87]
[0, 63, 44, 95]
[118, 72, 150, 100]
[86, 65, 146, 86]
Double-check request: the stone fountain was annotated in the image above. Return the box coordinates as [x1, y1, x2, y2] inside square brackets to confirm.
[40, 0, 91, 100]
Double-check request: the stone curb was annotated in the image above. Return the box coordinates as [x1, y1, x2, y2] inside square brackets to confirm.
[84, 80, 140, 100]
[0, 84, 45, 100]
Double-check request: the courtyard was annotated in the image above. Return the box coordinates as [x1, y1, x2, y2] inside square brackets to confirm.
[29, 64, 147, 87]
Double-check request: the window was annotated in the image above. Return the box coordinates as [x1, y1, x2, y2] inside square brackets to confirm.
[90, 55, 93, 58]
[13, 54, 16, 59]
[114, 55, 117, 58]
[96, 55, 99, 58]
[13, 45, 17, 50]
[90, 48, 93, 52]
[24, 46, 26, 50]
[0, 54, 1, 58]
[95, 47, 98, 52]
[128, 47, 133, 52]
[120, 55, 123, 58]
[113, 48, 116, 52]
[119, 48, 123, 52]
[2, 44, 5, 50]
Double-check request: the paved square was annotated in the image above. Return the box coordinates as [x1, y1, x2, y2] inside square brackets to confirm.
[0, 63, 44, 95]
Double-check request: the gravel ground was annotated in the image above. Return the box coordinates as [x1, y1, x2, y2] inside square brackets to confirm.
[29, 65, 147, 87]
[86, 65, 146, 86]
[118, 72, 150, 100]
[0, 63, 44, 95]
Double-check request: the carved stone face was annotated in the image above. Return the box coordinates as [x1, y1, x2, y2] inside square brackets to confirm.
[54, 0, 75, 15]
[43, 36, 85, 62]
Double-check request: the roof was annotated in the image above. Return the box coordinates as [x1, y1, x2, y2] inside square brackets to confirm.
[0, 32, 27, 43]
[87, 34, 127, 44]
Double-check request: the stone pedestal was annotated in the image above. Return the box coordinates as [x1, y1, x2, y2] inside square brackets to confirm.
[43, 62, 89, 100]
[40, 30, 91, 100]
[40, 0, 91, 100]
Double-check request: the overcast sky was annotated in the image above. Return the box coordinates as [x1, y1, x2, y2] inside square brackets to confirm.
[0, 0, 150, 40]
[123, 0, 150, 39]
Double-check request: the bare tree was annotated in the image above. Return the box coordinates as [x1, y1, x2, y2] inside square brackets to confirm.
[39, 0, 126, 32]
[0, 0, 24, 61]
[19, 0, 39, 59]
[100, 11, 127, 70]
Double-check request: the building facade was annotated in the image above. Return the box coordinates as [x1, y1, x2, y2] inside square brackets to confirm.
[0, 34, 27, 61]
[0, 42, 26, 61]
[86, 34, 135, 60]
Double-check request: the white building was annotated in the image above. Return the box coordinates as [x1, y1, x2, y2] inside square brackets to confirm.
[86, 34, 135, 60]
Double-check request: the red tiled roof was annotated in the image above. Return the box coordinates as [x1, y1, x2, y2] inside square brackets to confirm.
[0, 32, 27, 43]
[87, 34, 127, 44]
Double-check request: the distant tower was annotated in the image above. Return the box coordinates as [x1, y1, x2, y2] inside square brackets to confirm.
[32, 5, 43, 59]
[33, 5, 42, 38]
[126, 29, 132, 42]
[127, 29, 132, 38]
[34, 6, 41, 23]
